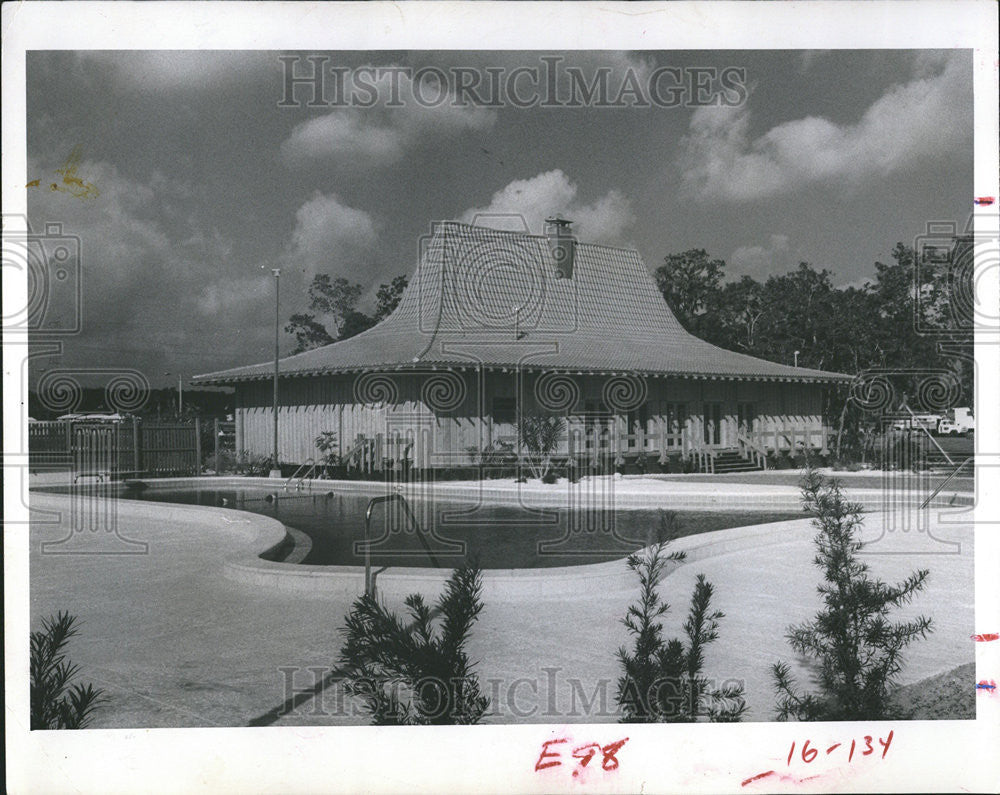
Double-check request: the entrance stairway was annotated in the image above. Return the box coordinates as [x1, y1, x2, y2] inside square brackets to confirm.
[712, 448, 766, 473]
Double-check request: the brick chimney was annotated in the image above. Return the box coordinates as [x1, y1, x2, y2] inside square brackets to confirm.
[545, 216, 575, 279]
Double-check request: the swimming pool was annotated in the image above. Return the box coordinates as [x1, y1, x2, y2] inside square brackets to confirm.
[41, 483, 803, 568]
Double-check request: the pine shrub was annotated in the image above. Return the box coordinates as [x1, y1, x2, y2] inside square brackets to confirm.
[616, 513, 746, 722]
[772, 468, 933, 721]
[335, 564, 490, 725]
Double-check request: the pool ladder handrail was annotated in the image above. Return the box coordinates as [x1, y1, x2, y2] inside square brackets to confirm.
[285, 459, 317, 491]
[364, 493, 441, 597]
[919, 455, 974, 509]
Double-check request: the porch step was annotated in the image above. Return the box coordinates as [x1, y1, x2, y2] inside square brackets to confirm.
[711, 449, 766, 473]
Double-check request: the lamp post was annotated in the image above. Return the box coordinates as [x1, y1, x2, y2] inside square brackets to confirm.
[164, 372, 183, 415]
[270, 268, 282, 478]
[793, 350, 800, 368]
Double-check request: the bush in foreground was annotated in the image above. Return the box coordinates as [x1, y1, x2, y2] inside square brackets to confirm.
[335, 564, 490, 725]
[772, 468, 933, 721]
[616, 513, 746, 722]
[31, 611, 106, 729]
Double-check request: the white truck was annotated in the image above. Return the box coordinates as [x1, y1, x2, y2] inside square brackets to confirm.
[937, 407, 974, 436]
[890, 413, 941, 432]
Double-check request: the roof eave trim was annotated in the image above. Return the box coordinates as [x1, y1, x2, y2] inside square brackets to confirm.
[193, 364, 852, 385]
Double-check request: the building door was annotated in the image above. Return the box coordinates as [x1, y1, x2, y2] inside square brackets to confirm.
[737, 402, 756, 435]
[703, 402, 722, 446]
[658, 401, 687, 447]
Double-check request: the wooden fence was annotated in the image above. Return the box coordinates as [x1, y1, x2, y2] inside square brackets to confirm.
[29, 419, 202, 478]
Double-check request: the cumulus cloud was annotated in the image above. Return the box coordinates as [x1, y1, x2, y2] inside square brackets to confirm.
[25, 156, 274, 375]
[679, 52, 970, 202]
[280, 112, 407, 163]
[460, 169, 634, 243]
[729, 234, 792, 281]
[280, 67, 495, 166]
[288, 192, 377, 270]
[25, 158, 380, 379]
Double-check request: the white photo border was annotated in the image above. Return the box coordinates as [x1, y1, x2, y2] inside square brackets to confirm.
[3, 2, 999, 793]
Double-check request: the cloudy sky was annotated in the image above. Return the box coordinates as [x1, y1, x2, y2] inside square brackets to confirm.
[26, 49, 972, 387]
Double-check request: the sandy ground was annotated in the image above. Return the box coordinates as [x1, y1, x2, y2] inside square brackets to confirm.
[23, 480, 975, 728]
[889, 663, 976, 720]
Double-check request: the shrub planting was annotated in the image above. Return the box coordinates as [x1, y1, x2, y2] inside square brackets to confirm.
[772, 468, 933, 721]
[335, 564, 490, 725]
[31, 611, 106, 729]
[616, 513, 746, 722]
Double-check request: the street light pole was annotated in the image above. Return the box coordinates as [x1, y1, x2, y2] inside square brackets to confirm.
[270, 268, 281, 477]
[793, 350, 800, 367]
[178, 373, 183, 415]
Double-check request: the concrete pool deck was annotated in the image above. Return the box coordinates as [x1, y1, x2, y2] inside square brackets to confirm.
[27, 467, 975, 512]
[24, 476, 976, 726]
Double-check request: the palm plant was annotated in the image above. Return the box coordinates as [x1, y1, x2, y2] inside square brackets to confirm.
[30, 611, 106, 729]
[516, 415, 565, 481]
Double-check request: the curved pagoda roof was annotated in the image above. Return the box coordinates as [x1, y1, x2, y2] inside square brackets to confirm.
[193, 221, 850, 385]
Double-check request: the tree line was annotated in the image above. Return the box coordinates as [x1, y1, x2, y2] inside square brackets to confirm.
[653, 243, 972, 395]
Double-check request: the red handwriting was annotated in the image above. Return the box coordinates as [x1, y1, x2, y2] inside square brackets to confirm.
[743, 730, 893, 787]
[789, 731, 892, 764]
[976, 679, 997, 694]
[535, 737, 629, 776]
[971, 633, 999, 642]
[741, 770, 822, 787]
[535, 739, 567, 770]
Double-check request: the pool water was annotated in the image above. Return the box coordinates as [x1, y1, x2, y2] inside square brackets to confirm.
[50, 485, 804, 568]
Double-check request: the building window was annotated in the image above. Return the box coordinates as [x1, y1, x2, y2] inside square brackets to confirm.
[492, 397, 517, 425]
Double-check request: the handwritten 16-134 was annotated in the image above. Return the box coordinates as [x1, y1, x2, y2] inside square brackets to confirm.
[742, 730, 894, 788]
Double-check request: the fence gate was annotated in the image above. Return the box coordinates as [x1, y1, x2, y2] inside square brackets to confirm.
[140, 422, 200, 476]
